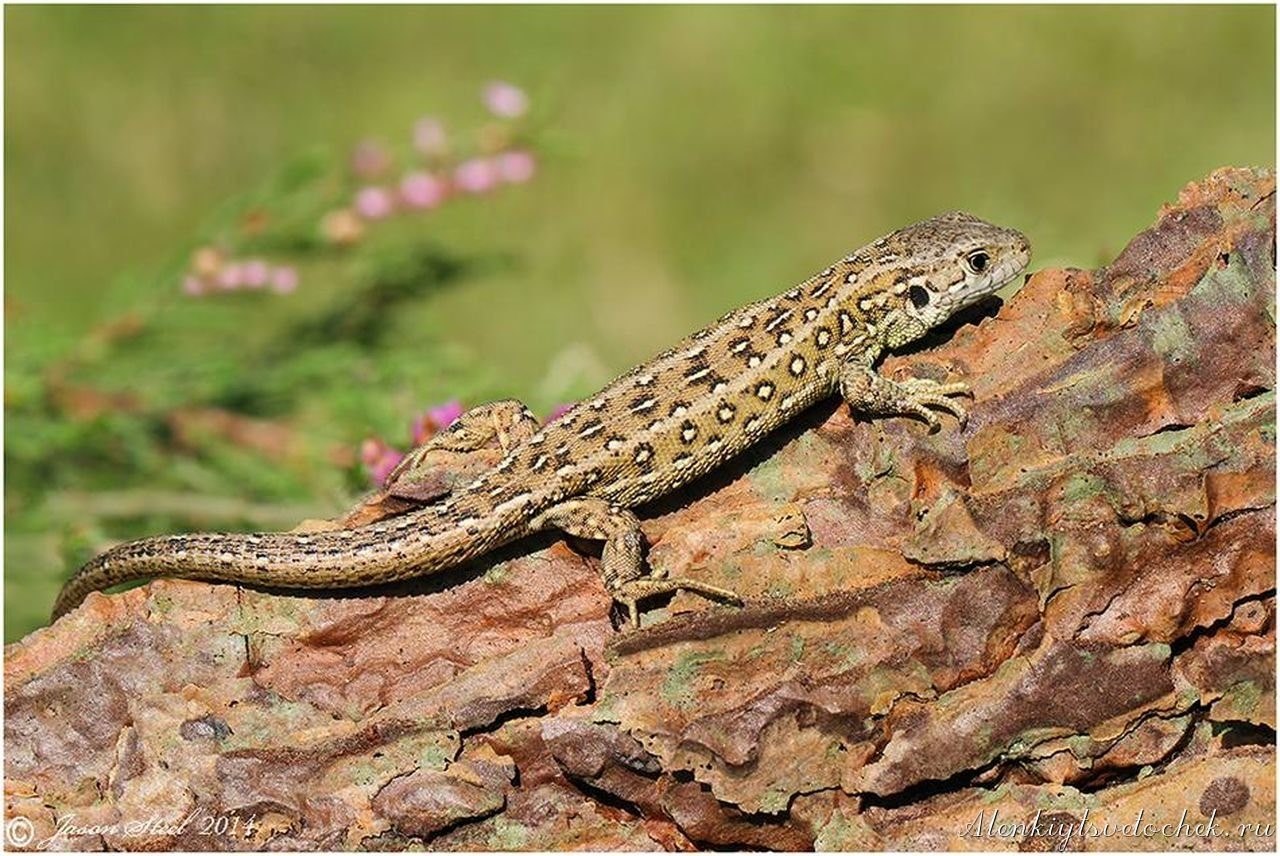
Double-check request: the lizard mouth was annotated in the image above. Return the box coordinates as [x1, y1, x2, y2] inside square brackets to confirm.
[953, 257, 1027, 308]
[990, 247, 1032, 292]
[936, 244, 1031, 318]
[962, 240, 1029, 303]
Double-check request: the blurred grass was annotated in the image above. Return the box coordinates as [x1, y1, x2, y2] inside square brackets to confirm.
[5, 6, 1275, 640]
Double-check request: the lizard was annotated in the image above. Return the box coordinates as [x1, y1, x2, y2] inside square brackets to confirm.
[53, 211, 1031, 625]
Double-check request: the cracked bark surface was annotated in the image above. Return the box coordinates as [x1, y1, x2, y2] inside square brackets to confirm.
[5, 167, 1275, 851]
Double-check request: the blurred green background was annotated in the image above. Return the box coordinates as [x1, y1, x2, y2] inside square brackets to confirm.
[5, 6, 1275, 640]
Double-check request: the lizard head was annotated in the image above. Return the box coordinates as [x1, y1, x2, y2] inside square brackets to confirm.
[869, 211, 1031, 349]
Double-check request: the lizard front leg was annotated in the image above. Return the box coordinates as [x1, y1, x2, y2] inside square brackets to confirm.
[838, 361, 971, 432]
[532, 497, 742, 627]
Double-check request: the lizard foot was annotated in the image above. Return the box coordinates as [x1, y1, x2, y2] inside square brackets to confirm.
[613, 577, 744, 628]
[839, 363, 973, 433]
[897, 378, 971, 431]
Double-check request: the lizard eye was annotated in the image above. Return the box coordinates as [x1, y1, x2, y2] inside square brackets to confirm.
[965, 251, 990, 274]
[908, 285, 930, 308]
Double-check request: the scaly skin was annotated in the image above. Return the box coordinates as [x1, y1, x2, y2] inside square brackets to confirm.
[54, 212, 1031, 624]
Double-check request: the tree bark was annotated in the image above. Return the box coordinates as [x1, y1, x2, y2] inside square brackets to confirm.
[5, 167, 1274, 851]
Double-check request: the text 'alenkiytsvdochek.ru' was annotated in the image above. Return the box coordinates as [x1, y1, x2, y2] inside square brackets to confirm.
[960, 807, 1274, 850]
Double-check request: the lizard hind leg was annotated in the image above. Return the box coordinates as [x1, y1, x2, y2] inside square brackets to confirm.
[386, 399, 541, 488]
[532, 498, 743, 627]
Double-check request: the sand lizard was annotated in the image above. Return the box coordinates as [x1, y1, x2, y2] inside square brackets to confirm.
[54, 212, 1031, 625]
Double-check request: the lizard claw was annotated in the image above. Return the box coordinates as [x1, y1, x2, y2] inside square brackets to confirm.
[931, 396, 969, 429]
[898, 377, 970, 431]
[902, 401, 945, 432]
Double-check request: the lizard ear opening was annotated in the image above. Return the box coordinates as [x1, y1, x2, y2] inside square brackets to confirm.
[908, 285, 931, 308]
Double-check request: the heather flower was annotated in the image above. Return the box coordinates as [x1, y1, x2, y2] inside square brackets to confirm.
[354, 186, 395, 220]
[399, 171, 448, 210]
[270, 266, 299, 294]
[453, 158, 500, 194]
[545, 403, 575, 422]
[412, 117, 448, 158]
[242, 259, 270, 289]
[361, 438, 406, 487]
[410, 400, 464, 445]
[483, 81, 528, 119]
[427, 400, 464, 430]
[306, 86, 537, 254]
[351, 139, 391, 180]
[216, 264, 244, 290]
[182, 275, 205, 297]
[495, 150, 536, 184]
[321, 209, 365, 246]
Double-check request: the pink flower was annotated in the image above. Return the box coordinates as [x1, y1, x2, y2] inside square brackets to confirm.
[545, 403, 575, 423]
[270, 266, 299, 294]
[351, 139, 391, 180]
[483, 81, 529, 119]
[216, 264, 244, 290]
[182, 275, 206, 297]
[453, 158, 500, 194]
[411, 400, 464, 445]
[412, 117, 448, 158]
[427, 400, 464, 430]
[495, 150, 536, 184]
[354, 186, 395, 220]
[242, 259, 270, 289]
[361, 438, 406, 487]
[399, 171, 448, 210]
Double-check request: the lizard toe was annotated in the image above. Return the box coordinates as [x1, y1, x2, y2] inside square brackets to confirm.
[901, 377, 970, 398]
[935, 397, 969, 427]
[906, 403, 944, 432]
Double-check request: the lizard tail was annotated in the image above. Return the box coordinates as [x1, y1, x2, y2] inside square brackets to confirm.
[51, 501, 530, 620]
